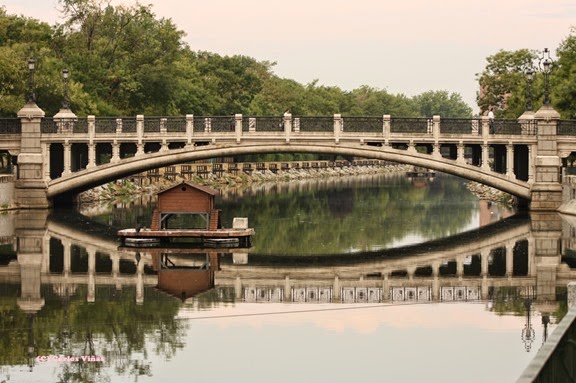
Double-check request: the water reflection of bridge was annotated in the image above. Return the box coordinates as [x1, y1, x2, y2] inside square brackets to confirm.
[1, 210, 575, 318]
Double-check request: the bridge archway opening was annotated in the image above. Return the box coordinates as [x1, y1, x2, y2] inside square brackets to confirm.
[49, 143, 64, 179]
[96, 143, 112, 165]
[144, 142, 161, 153]
[120, 143, 137, 159]
[71, 143, 88, 172]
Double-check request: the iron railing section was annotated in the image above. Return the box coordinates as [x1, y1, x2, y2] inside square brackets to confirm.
[121, 117, 137, 133]
[40, 118, 58, 133]
[519, 120, 536, 135]
[94, 118, 117, 134]
[250, 116, 283, 132]
[440, 118, 480, 134]
[241, 117, 251, 132]
[390, 118, 429, 134]
[166, 116, 187, 133]
[558, 120, 576, 136]
[210, 116, 236, 132]
[193, 117, 207, 132]
[298, 116, 333, 132]
[144, 117, 161, 133]
[0, 118, 21, 134]
[73, 118, 88, 134]
[342, 116, 383, 132]
[492, 119, 523, 135]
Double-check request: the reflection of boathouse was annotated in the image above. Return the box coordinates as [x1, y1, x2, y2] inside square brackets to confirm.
[151, 251, 219, 301]
[151, 181, 221, 231]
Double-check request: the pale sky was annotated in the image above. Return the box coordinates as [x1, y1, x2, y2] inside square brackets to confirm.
[3, 0, 576, 113]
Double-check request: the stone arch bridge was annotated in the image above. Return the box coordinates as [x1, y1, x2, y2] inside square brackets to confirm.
[1, 102, 575, 209]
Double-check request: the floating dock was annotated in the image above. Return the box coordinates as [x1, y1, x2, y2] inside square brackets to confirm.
[118, 227, 255, 247]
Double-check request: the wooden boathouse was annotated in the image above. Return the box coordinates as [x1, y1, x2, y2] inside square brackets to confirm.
[117, 181, 254, 247]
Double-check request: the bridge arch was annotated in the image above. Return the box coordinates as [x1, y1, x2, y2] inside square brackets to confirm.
[47, 142, 531, 202]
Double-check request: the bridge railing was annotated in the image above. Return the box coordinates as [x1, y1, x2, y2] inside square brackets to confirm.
[439, 118, 480, 134]
[558, 119, 576, 136]
[492, 119, 523, 135]
[297, 116, 334, 132]
[390, 117, 430, 134]
[341, 116, 383, 132]
[0, 118, 21, 134]
[11, 113, 568, 138]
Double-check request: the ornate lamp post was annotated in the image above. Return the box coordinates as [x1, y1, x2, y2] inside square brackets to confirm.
[524, 66, 534, 112]
[26, 58, 36, 104]
[521, 298, 535, 352]
[539, 48, 553, 106]
[62, 68, 70, 109]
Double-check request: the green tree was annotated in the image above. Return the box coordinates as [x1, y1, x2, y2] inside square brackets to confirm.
[412, 90, 473, 117]
[553, 28, 576, 119]
[476, 49, 538, 118]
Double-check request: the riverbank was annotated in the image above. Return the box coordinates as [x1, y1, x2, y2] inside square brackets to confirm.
[79, 163, 414, 204]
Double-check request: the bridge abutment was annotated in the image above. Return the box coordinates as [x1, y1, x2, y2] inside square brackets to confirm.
[14, 103, 50, 209]
[530, 105, 562, 211]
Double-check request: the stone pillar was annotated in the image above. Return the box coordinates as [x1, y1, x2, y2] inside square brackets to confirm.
[63, 141, 71, 175]
[333, 114, 341, 144]
[15, 210, 47, 314]
[456, 142, 466, 164]
[568, 281, 576, 309]
[14, 102, 50, 208]
[531, 105, 562, 211]
[43, 142, 51, 182]
[531, 212, 561, 302]
[481, 144, 490, 171]
[234, 113, 242, 144]
[111, 141, 120, 163]
[383, 115, 391, 145]
[506, 143, 515, 178]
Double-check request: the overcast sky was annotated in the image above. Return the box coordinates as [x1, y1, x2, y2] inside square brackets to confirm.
[3, 0, 576, 113]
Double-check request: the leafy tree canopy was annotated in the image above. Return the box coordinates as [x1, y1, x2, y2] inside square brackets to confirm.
[0, 1, 477, 118]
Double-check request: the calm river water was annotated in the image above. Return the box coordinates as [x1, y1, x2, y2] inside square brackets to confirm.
[0, 172, 574, 383]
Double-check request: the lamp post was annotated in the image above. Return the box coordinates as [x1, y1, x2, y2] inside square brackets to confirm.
[62, 69, 70, 109]
[524, 66, 534, 112]
[521, 298, 535, 352]
[539, 48, 553, 106]
[26, 58, 36, 104]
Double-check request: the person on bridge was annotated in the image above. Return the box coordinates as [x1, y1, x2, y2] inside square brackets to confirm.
[488, 107, 495, 134]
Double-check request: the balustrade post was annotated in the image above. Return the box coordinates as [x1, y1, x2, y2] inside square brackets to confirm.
[284, 112, 292, 143]
[235, 113, 243, 144]
[481, 116, 490, 138]
[87, 116, 96, 169]
[136, 115, 144, 156]
[186, 114, 194, 147]
[333, 114, 341, 144]
[383, 115, 391, 145]
[432, 115, 440, 138]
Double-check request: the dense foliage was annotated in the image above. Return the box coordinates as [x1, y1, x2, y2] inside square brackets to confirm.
[477, 27, 576, 119]
[0, 1, 472, 118]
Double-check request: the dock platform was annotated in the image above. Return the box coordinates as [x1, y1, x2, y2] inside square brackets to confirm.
[117, 227, 255, 247]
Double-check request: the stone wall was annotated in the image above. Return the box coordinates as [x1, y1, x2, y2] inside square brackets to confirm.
[0, 175, 14, 207]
